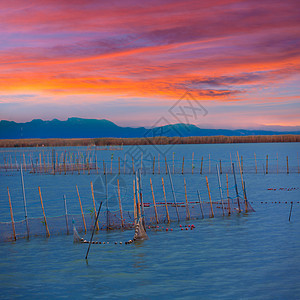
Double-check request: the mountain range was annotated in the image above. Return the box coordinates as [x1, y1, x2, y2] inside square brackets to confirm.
[0, 118, 299, 139]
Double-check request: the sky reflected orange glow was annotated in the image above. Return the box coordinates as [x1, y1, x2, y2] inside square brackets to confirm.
[0, 0, 299, 129]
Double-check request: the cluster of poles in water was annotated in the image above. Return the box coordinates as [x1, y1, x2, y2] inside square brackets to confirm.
[4, 154, 253, 242]
[1, 149, 299, 175]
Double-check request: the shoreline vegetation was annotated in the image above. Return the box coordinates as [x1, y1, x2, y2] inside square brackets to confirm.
[0, 135, 299, 148]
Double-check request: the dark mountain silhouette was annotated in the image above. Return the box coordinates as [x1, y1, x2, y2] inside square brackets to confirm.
[0, 118, 299, 139]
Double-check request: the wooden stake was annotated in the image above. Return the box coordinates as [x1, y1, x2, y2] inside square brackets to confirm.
[133, 179, 137, 224]
[153, 156, 155, 174]
[266, 155, 268, 174]
[196, 190, 204, 219]
[85, 201, 102, 260]
[232, 163, 241, 212]
[216, 164, 225, 216]
[103, 160, 106, 175]
[7, 187, 16, 241]
[226, 174, 231, 215]
[38, 186, 50, 237]
[95, 154, 98, 174]
[192, 152, 194, 174]
[63, 195, 69, 234]
[132, 157, 135, 174]
[91, 182, 99, 231]
[286, 156, 289, 174]
[150, 178, 159, 223]
[110, 154, 113, 174]
[200, 156, 203, 175]
[205, 176, 214, 218]
[237, 151, 246, 201]
[173, 152, 175, 174]
[76, 185, 87, 233]
[182, 156, 184, 174]
[161, 177, 170, 223]
[184, 178, 190, 220]
[158, 154, 160, 174]
[124, 154, 126, 174]
[117, 179, 124, 228]
[289, 202, 293, 222]
[20, 166, 29, 238]
[165, 156, 168, 174]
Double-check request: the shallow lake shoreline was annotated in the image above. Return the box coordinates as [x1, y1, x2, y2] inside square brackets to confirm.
[0, 134, 299, 148]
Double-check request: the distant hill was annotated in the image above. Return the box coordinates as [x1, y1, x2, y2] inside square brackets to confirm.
[0, 118, 299, 139]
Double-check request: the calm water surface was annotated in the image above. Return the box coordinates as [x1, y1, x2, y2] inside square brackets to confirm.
[0, 143, 299, 299]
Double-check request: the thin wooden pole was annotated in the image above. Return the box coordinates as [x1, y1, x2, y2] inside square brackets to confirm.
[241, 155, 243, 174]
[220, 160, 222, 174]
[85, 201, 102, 260]
[20, 166, 29, 238]
[165, 156, 168, 174]
[184, 178, 190, 220]
[158, 154, 160, 174]
[124, 154, 126, 174]
[64, 153, 67, 175]
[232, 163, 241, 212]
[63, 195, 69, 234]
[289, 202, 293, 222]
[95, 154, 98, 174]
[192, 152, 194, 174]
[197, 190, 204, 219]
[254, 153, 257, 174]
[7, 187, 16, 241]
[266, 155, 268, 174]
[205, 176, 214, 218]
[237, 151, 246, 201]
[182, 156, 184, 175]
[133, 179, 137, 224]
[109, 154, 112, 174]
[161, 177, 170, 223]
[135, 173, 141, 218]
[168, 165, 180, 222]
[76, 185, 87, 233]
[153, 156, 155, 174]
[173, 152, 175, 174]
[23, 153, 26, 170]
[150, 178, 159, 223]
[286, 156, 289, 174]
[105, 167, 109, 229]
[39, 153, 42, 173]
[117, 179, 124, 228]
[132, 157, 135, 174]
[226, 174, 231, 215]
[91, 182, 99, 231]
[216, 164, 225, 216]
[103, 160, 106, 175]
[38, 186, 50, 237]
[200, 156, 203, 175]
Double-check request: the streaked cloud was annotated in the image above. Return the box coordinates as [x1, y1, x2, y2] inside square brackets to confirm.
[0, 0, 299, 128]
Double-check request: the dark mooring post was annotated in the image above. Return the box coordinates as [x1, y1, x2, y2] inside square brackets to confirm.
[289, 202, 293, 222]
[85, 201, 103, 260]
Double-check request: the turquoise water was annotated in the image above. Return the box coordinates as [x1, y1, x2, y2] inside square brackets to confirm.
[0, 143, 300, 299]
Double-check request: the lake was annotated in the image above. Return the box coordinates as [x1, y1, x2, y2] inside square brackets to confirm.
[0, 142, 299, 299]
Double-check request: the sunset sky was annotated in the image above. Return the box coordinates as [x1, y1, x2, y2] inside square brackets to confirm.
[0, 0, 299, 129]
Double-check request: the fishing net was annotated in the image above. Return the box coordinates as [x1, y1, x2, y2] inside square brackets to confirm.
[0, 198, 254, 242]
